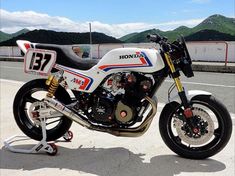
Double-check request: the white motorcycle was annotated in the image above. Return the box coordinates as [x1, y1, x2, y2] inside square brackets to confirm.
[13, 34, 232, 158]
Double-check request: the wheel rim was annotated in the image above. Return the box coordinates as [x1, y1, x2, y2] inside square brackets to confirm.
[167, 101, 225, 151]
[18, 87, 64, 134]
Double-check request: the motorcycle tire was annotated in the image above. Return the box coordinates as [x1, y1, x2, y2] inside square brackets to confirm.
[13, 79, 73, 141]
[159, 95, 232, 159]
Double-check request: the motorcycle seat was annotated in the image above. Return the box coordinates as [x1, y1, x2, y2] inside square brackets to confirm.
[35, 43, 99, 70]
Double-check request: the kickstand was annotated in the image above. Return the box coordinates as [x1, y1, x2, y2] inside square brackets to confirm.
[4, 117, 58, 156]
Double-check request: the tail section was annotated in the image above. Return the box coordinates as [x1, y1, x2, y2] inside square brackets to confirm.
[16, 40, 35, 54]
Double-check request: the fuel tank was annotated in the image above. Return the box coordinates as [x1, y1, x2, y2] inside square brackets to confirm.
[97, 48, 165, 73]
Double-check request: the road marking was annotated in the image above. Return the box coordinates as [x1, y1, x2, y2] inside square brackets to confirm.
[0, 79, 25, 85]
[165, 80, 235, 88]
[0, 66, 23, 70]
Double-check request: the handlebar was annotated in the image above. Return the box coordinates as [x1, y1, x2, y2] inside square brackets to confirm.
[147, 34, 170, 52]
[147, 33, 185, 54]
[147, 33, 194, 77]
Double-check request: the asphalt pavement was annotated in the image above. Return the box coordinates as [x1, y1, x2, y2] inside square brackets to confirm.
[0, 79, 234, 176]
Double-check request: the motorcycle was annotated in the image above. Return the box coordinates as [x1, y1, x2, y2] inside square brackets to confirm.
[13, 34, 232, 159]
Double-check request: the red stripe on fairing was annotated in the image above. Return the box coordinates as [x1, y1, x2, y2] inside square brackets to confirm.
[99, 63, 143, 70]
[99, 57, 147, 70]
[140, 57, 147, 64]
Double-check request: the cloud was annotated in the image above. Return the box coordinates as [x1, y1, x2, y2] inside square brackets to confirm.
[0, 9, 204, 38]
[0, 9, 88, 33]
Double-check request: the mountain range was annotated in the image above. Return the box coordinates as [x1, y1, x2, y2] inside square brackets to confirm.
[0, 29, 30, 42]
[0, 30, 122, 46]
[119, 14, 235, 42]
[0, 14, 234, 46]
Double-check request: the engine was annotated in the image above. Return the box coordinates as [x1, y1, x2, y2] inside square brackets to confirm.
[73, 72, 153, 126]
[101, 72, 153, 125]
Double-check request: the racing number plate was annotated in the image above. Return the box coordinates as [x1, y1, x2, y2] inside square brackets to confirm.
[24, 49, 56, 76]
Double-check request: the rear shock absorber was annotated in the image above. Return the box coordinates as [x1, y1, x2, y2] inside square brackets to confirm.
[46, 75, 59, 98]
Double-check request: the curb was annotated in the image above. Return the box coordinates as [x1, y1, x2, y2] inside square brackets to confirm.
[0, 57, 24, 62]
[192, 64, 235, 73]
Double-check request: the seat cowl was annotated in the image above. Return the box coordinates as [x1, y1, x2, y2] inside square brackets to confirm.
[35, 43, 99, 70]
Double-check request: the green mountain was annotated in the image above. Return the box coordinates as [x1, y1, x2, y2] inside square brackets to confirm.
[185, 29, 235, 41]
[119, 32, 139, 41]
[0, 29, 122, 46]
[11, 29, 30, 37]
[120, 14, 235, 42]
[174, 26, 191, 34]
[193, 14, 235, 35]
[0, 31, 11, 42]
[0, 28, 30, 42]
[123, 29, 166, 43]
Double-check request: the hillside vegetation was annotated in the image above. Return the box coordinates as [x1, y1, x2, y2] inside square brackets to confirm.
[0, 29, 30, 42]
[119, 14, 235, 42]
[0, 30, 122, 46]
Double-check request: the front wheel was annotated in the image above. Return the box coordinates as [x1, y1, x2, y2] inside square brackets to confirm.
[159, 95, 232, 159]
[13, 79, 73, 141]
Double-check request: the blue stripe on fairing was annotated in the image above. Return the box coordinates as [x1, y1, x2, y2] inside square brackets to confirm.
[141, 52, 152, 66]
[103, 65, 150, 72]
[85, 78, 93, 90]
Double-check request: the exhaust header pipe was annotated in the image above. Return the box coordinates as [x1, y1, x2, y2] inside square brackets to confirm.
[44, 96, 157, 137]
[44, 97, 91, 128]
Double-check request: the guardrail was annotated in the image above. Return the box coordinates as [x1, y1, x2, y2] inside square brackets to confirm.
[186, 41, 231, 66]
[0, 41, 234, 66]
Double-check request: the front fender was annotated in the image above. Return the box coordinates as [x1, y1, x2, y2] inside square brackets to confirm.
[169, 90, 212, 104]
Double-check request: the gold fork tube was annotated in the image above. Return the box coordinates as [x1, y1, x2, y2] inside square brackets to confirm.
[164, 53, 184, 92]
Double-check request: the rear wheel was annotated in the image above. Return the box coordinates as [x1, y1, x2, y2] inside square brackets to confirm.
[159, 95, 232, 159]
[13, 79, 73, 141]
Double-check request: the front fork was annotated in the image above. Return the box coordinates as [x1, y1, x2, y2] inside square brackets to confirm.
[164, 53, 193, 118]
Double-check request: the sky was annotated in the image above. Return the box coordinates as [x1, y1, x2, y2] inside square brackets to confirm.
[0, 0, 234, 38]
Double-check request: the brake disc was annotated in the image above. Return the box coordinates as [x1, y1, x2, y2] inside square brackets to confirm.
[173, 107, 214, 146]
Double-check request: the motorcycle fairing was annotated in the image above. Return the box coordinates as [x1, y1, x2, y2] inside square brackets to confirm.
[54, 48, 165, 92]
[19, 40, 165, 93]
[55, 64, 95, 91]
